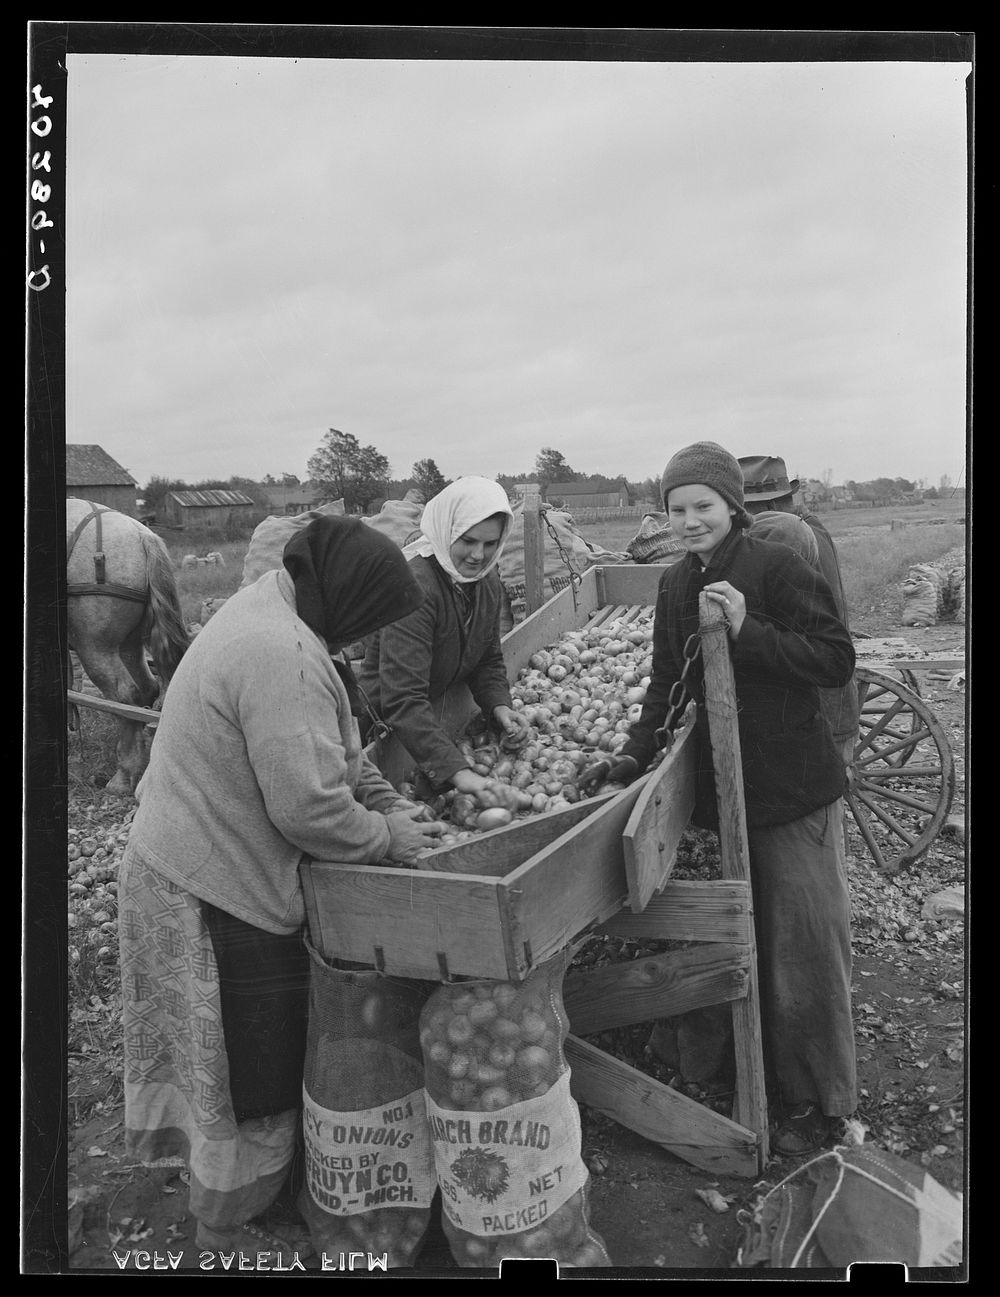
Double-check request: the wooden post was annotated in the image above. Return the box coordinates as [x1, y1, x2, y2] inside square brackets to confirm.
[522, 485, 545, 614]
[698, 592, 770, 1170]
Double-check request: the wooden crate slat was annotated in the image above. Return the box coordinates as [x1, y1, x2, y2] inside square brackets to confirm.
[416, 791, 617, 876]
[565, 1035, 759, 1178]
[597, 880, 751, 944]
[563, 944, 750, 1035]
[302, 861, 517, 981]
[598, 564, 667, 610]
[621, 719, 697, 911]
[698, 593, 769, 1168]
[501, 777, 651, 968]
[499, 568, 603, 675]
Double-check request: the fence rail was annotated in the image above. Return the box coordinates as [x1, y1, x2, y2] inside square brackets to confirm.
[560, 505, 648, 524]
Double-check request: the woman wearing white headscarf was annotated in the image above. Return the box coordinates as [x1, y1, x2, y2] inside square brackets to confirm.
[359, 476, 529, 793]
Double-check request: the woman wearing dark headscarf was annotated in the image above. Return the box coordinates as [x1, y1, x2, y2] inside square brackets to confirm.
[359, 476, 529, 794]
[117, 516, 445, 1257]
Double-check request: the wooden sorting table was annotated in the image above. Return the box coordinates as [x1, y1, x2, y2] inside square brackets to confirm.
[303, 565, 770, 1176]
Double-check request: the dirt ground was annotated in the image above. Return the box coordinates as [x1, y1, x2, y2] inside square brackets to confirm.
[60, 620, 967, 1279]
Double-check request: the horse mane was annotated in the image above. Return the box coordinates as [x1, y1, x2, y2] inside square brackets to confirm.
[140, 531, 191, 688]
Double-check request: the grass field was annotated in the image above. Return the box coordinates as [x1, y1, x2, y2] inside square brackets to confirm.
[161, 495, 967, 634]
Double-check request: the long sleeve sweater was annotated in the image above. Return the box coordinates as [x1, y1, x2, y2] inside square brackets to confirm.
[125, 569, 408, 934]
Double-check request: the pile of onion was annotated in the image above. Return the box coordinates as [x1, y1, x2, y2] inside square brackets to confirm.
[404, 612, 656, 852]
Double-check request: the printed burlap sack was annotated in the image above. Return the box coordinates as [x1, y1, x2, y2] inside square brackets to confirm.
[418, 948, 611, 1269]
[297, 944, 437, 1267]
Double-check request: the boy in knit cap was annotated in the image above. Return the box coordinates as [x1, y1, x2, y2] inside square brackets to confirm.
[579, 441, 858, 1156]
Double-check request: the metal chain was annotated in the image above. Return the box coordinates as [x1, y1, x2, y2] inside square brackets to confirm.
[653, 632, 702, 751]
[541, 508, 583, 612]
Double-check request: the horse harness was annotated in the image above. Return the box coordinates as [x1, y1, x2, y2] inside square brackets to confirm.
[66, 501, 149, 605]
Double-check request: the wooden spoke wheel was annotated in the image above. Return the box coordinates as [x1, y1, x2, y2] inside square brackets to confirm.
[846, 668, 955, 873]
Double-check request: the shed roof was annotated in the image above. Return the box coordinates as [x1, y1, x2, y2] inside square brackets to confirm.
[169, 489, 256, 508]
[66, 444, 137, 487]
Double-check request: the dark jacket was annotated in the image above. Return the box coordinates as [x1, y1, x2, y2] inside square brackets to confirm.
[358, 555, 512, 787]
[794, 507, 861, 749]
[621, 528, 856, 829]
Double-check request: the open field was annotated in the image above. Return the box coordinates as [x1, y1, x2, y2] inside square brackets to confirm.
[158, 494, 967, 633]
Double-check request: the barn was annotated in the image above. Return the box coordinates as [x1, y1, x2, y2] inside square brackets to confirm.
[66, 444, 139, 516]
[261, 483, 321, 515]
[161, 488, 256, 531]
[545, 478, 630, 509]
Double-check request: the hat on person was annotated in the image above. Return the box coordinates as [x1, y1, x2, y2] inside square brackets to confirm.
[738, 455, 800, 504]
[660, 441, 752, 529]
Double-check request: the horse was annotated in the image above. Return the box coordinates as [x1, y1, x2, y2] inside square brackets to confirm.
[67, 498, 191, 795]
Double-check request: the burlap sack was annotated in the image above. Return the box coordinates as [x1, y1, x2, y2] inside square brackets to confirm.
[419, 949, 612, 1269]
[298, 945, 437, 1268]
[901, 564, 945, 627]
[625, 512, 686, 565]
[360, 491, 426, 548]
[240, 499, 347, 588]
[498, 501, 628, 596]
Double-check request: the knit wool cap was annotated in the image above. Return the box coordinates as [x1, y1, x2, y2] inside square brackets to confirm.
[660, 441, 752, 529]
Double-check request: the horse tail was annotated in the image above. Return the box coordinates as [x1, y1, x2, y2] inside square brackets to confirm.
[141, 532, 191, 688]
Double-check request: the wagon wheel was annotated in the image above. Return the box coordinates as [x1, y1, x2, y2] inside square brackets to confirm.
[845, 668, 955, 873]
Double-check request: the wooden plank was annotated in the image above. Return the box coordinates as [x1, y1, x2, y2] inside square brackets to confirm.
[67, 689, 160, 726]
[415, 791, 617, 875]
[565, 1035, 759, 1178]
[596, 880, 751, 944]
[499, 568, 603, 677]
[598, 564, 665, 609]
[861, 657, 965, 672]
[522, 486, 545, 615]
[562, 944, 749, 1035]
[698, 594, 769, 1170]
[301, 861, 517, 981]
[501, 776, 651, 968]
[621, 718, 697, 910]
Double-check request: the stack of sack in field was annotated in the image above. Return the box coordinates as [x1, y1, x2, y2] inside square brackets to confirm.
[901, 552, 967, 627]
[239, 492, 429, 590]
[497, 500, 629, 601]
[624, 511, 686, 565]
[239, 498, 348, 588]
[239, 493, 427, 656]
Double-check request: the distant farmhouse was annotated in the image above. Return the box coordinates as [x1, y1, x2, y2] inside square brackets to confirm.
[66, 444, 139, 516]
[260, 482, 322, 515]
[801, 480, 855, 509]
[545, 478, 630, 509]
[161, 488, 256, 531]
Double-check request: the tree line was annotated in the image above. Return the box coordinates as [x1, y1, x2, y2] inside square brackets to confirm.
[138, 428, 955, 517]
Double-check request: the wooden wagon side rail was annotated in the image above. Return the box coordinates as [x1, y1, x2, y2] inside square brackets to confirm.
[67, 689, 161, 727]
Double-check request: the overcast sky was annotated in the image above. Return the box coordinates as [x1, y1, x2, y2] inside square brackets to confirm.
[64, 47, 971, 493]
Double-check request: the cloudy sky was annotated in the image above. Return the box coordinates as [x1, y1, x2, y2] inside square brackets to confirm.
[63, 40, 971, 494]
